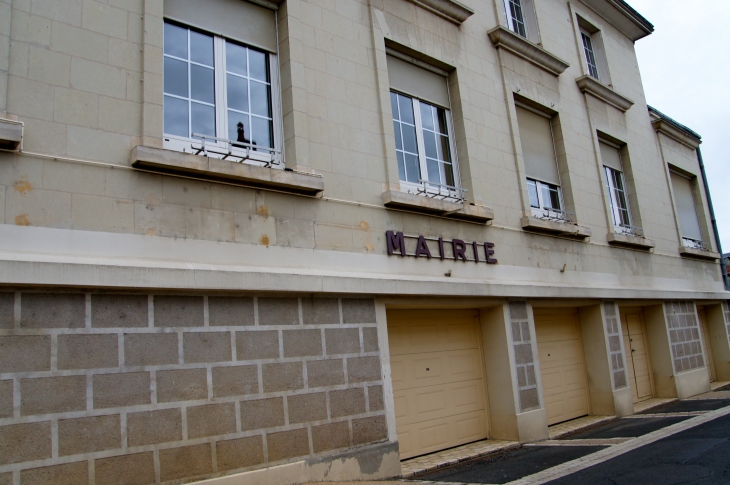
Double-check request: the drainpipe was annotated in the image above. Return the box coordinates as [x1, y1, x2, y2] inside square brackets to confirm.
[696, 147, 729, 291]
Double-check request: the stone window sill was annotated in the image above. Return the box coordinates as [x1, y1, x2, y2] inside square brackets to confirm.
[521, 216, 591, 239]
[487, 26, 570, 76]
[382, 190, 494, 223]
[405, 0, 474, 24]
[0, 118, 23, 151]
[576, 75, 634, 112]
[130, 146, 324, 195]
[607, 232, 655, 250]
[679, 245, 720, 261]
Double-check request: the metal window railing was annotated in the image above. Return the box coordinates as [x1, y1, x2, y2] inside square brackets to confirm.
[416, 179, 468, 203]
[533, 207, 576, 224]
[683, 238, 710, 251]
[616, 224, 645, 238]
[190, 133, 281, 167]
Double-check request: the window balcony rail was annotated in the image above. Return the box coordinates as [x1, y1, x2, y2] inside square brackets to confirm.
[190, 133, 282, 168]
[616, 224, 645, 238]
[416, 179, 468, 203]
[683, 238, 710, 251]
[533, 207, 576, 224]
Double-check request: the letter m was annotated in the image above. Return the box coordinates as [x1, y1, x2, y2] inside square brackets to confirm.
[386, 231, 406, 256]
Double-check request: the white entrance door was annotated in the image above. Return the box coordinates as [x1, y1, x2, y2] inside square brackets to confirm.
[622, 312, 654, 403]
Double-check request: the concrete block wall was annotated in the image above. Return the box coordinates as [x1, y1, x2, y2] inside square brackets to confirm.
[0, 292, 388, 484]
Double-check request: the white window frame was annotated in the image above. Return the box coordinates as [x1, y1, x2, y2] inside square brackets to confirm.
[391, 90, 462, 200]
[527, 178, 565, 217]
[503, 0, 528, 37]
[162, 21, 283, 168]
[670, 170, 707, 249]
[580, 29, 600, 79]
[604, 166, 634, 233]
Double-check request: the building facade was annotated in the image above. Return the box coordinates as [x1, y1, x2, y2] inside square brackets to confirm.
[0, 0, 728, 484]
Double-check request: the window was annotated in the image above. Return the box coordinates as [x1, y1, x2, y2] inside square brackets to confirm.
[503, 0, 527, 37]
[599, 141, 634, 232]
[581, 30, 600, 79]
[515, 105, 568, 221]
[386, 54, 460, 198]
[670, 171, 705, 248]
[163, 21, 276, 163]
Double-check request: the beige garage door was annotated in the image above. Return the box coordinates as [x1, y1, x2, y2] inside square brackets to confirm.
[388, 310, 488, 460]
[534, 308, 590, 426]
[698, 308, 716, 382]
[621, 312, 654, 403]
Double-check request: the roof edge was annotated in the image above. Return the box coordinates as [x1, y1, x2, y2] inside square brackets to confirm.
[648, 106, 702, 149]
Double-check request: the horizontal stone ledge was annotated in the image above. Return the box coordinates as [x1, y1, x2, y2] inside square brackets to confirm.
[488, 26, 570, 76]
[607, 232, 655, 250]
[576, 75, 634, 112]
[130, 146, 324, 195]
[521, 216, 591, 239]
[405, 0, 474, 25]
[0, 118, 23, 151]
[679, 245, 720, 261]
[382, 190, 494, 223]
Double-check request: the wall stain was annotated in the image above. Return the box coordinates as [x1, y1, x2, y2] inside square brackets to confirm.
[257, 205, 269, 217]
[145, 228, 157, 236]
[364, 243, 375, 253]
[14, 179, 32, 194]
[359, 220, 370, 230]
[15, 214, 29, 226]
[259, 235, 270, 246]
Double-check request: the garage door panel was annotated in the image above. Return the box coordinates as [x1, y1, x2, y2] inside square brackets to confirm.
[394, 378, 486, 426]
[393, 348, 483, 390]
[397, 410, 488, 458]
[535, 308, 589, 426]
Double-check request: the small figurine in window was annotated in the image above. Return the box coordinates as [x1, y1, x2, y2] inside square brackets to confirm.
[235, 121, 257, 151]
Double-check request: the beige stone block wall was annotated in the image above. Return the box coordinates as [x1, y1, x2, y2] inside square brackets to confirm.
[0, 292, 388, 484]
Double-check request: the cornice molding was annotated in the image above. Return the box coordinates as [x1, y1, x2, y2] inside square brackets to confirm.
[488, 26, 569, 76]
[652, 119, 701, 149]
[405, 0, 475, 25]
[579, 0, 653, 41]
[576, 75, 634, 112]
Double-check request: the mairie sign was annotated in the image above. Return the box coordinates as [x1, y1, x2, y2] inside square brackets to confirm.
[386, 231, 497, 264]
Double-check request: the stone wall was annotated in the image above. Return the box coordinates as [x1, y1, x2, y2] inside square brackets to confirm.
[0, 292, 388, 484]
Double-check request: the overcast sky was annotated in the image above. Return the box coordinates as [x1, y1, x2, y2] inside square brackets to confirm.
[629, 0, 730, 252]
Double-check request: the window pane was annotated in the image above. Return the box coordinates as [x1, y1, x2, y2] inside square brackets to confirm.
[426, 158, 440, 184]
[401, 124, 417, 154]
[423, 131, 437, 159]
[442, 162, 455, 187]
[250, 80, 271, 117]
[393, 121, 402, 150]
[390, 92, 399, 120]
[438, 134, 451, 161]
[251, 116, 272, 150]
[396, 151, 406, 181]
[226, 42, 248, 76]
[164, 95, 189, 137]
[190, 31, 214, 66]
[190, 64, 215, 103]
[249, 49, 268, 82]
[228, 111, 250, 145]
[227, 74, 249, 113]
[527, 180, 539, 208]
[164, 57, 188, 97]
[191, 102, 215, 137]
[541, 184, 561, 210]
[398, 95, 414, 124]
[420, 103, 434, 131]
[436, 107, 448, 134]
[164, 23, 187, 59]
[404, 153, 420, 183]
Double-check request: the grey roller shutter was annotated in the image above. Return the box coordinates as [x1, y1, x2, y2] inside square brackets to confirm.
[386, 54, 450, 109]
[164, 0, 278, 53]
[599, 141, 622, 171]
[516, 106, 560, 185]
[670, 171, 703, 241]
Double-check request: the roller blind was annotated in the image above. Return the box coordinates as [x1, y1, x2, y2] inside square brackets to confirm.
[386, 55, 450, 109]
[516, 106, 560, 185]
[599, 141, 622, 171]
[670, 172, 703, 241]
[164, 0, 278, 53]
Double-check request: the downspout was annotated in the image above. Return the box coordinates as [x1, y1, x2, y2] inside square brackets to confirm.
[696, 147, 729, 291]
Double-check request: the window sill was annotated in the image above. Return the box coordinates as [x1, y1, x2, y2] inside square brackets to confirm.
[130, 146, 324, 196]
[607, 232, 655, 250]
[487, 26, 570, 76]
[405, 0, 474, 24]
[0, 118, 23, 151]
[575, 75, 634, 112]
[679, 245, 720, 261]
[521, 216, 591, 239]
[382, 190, 494, 223]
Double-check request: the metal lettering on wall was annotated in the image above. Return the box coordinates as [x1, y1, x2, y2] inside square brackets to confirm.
[386, 231, 497, 264]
